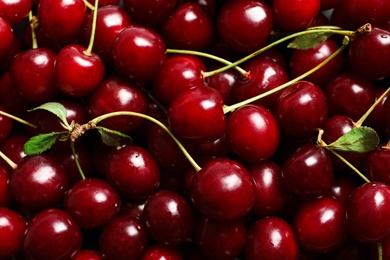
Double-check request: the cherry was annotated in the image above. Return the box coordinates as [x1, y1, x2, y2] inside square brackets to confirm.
[205, 65, 239, 106]
[0, 135, 28, 173]
[329, 174, 360, 206]
[245, 216, 299, 260]
[162, 2, 213, 51]
[217, 0, 273, 53]
[366, 87, 390, 138]
[0, 16, 13, 60]
[365, 145, 390, 185]
[0, 0, 32, 26]
[345, 181, 390, 243]
[99, 215, 149, 259]
[64, 178, 121, 229]
[0, 35, 23, 73]
[86, 0, 120, 7]
[79, 5, 132, 64]
[9, 47, 58, 104]
[143, 190, 194, 245]
[281, 143, 334, 200]
[0, 72, 31, 116]
[226, 104, 280, 162]
[168, 85, 226, 143]
[0, 165, 11, 207]
[289, 38, 344, 87]
[112, 25, 167, 82]
[118, 198, 146, 219]
[141, 244, 183, 260]
[88, 75, 147, 133]
[152, 54, 206, 105]
[190, 158, 256, 222]
[37, 0, 87, 44]
[10, 154, 69, 210]
[348, 27, 390, 81]
[22, 21, 61, 52]
[0, 105, 14, 144]
[105, 145, 160, 200]
[193, 215, 246, 260]
[273, 81, 328, 138]
[0, 207, 27, 259]
[71, 249, 103, 260]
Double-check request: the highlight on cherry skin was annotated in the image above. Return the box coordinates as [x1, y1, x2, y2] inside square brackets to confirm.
[1, 0, 390, 259]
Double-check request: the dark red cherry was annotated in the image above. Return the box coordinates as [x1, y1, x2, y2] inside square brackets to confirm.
[0, 0, 32, 26]
[346, 182, 390, 243]
[245, 216, 299, 260]
[9, 48, 58, 104]
[64, 178, 121, 229]
[0, 17, 13, 60]
[71, 249, 103, 260]
[293, 196, 349, 253]
[190, 158, 256, 221]
[365, 145, 390, 185]
[0, 35, 23, 73]
[281, 143, 334, 200]
[86, 0, 119, 7]
[162, 2, 213, 50]
[142, 245, 182, 260]
[226, 104, 280, 162]
[0, 135, 28, 173]
[205, 65, 239, 106]
[0, 165, 11, 206]
[366, 87, 390, 137]
[0, 105, 14, 144]
[0, 72, 31, 116]
[329, 174, 359, 206]
[143, 190, 194, 245]
[10, 154, 69, 210]
[168, 85, 226, 143]
[99, 215, 149, 259]
[0, 207, 27, 259]
[105, 145, 160, 200]
[23, 208, 82, 260]
[217, 0, 273, 53]
[112, 25, 166, 82]
[272, 0, 320, 31]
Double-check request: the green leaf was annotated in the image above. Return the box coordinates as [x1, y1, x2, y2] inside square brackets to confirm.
[96, 127, 132, 148]
[24, 132, 65, 155]
[28, 102, 69, 128]
[287, 32, 333, 50]
[326, 126, 379, 153]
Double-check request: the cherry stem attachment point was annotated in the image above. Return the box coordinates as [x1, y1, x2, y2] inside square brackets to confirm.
[28, 11, 38, 49]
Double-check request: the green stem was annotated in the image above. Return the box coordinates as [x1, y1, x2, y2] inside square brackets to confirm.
[166, 49, 249, 78]
[83, 0, 95, 10]
[70, 141, 86, 180]
[378, 243, 383, 260]
[85, 0, 99, 55]
[0, 110, 38, 129]
[90, 111, 202, 172]
[355, 87, 390, 127]
[223, 43, 348, 114]
[28, 11, 38, 49]
[0, 151, 17, 170]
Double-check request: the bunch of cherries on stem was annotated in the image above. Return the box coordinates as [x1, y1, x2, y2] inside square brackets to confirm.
[2, 0, 390, 259]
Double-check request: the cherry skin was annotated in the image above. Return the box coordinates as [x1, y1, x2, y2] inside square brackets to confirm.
[205, 66, 239, 106]
[293, 196, 349, 253]
[168, 85, 226, 143]
[99, 215, 149, 259]
[0, 135, 28, 173]
[190, 158, 256, 222]
[71, 249, 103, 260]
[9, 47, 58, 104]
[0, 72, 31, 117]
[366, 87, 390, 138]
[226, 104, 280, 163]
[143, 190, 194, 246]
[86, 0, 119, 7]
[365, 145, 390, 185]
[345, 181, 390, 243]
[112, 25, 167, 82]
[0, 207, 27, 259]
[10, 154, 69, 210]
[162, 2, 213, 50]
[281, 143, 334, 200]
[141, 244, 183, 260]
[193, 215, 246, 260]
[0, 105, 14, 144]
[23, 208, 82, 259]
[0, 17, 13, 60]
[329, 174, 360, 206]
[105, 145, 160, 200]
[272, 0, 320, 31]
[0, 0, 32, 26]
[0, 165, 11, 207]
[245, 216, 299, 260]
[64, 178, 121, 229]
[217, 0, 273, 53]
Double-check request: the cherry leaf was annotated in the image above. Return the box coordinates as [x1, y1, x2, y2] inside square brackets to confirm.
[24, 132, 65, 155]
[287, 32, 333, 50]
[28, 102, 69, 128]
[325, 126, 379, 153]
[97, 126, 132, 148]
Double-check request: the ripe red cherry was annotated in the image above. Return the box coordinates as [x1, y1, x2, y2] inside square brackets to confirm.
[272, 0, 320, 31]
[205, 66, 239, 106]
[217, 0, 273, 53]
[0, 105, 14, 144]
[112, 25, 166, 82]
[293, 196, 349, 253]
[226, 104, 280, 162]
[346, 182, 390, 243]
[245, 216, 299, 260]
[0, 72, 31, 116]
[190, 158, 256, 221]
[366, 145, 390, 185]
[143, 190, 194, 245]
[71, 249, 103, 260]
[0, 0, 32, 26]
[86, 0, 119, 7]
[64, 178, 121, 229]
[0, 17, 13, 60]
[0, 165, 11, 206]
[23, 208, 82, 259]
[0, 135, 28, 173]
[168, 85, 226, 143]
[141, 244, 183, 260]
[0, 207, 27, 259]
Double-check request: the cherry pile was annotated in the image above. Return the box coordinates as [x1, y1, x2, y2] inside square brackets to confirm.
[1, 0, 390, 259]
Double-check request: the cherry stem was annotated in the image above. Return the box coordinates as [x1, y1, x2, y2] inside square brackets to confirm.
[166, 49, 249, 78]
[223, 42, 348, 114]
[85, 0, 99, 55]
[83, 0, 95, 10]
[28, 11, 38, 49]
[89, 111, 202, 172]
[0, 110, 38, 129]
[378, 243, 383, 260]
[0, 151, 17, 170]
[70, 141, 86, 180]
[355, 86, 390, 127]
